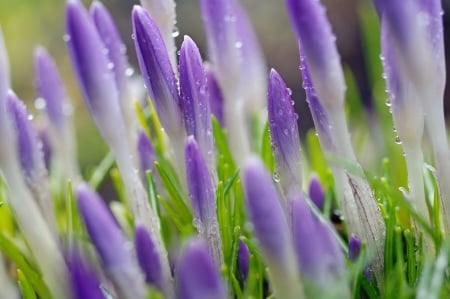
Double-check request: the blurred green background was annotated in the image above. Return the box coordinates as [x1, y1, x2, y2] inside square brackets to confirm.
[1, 0, 450, 173]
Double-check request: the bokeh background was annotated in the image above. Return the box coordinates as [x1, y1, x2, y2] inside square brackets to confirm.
[1, 0, 450, 172]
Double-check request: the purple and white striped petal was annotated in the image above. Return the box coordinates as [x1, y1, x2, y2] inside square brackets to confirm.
[179, 36, 215, 169]
[175, 238, 227, 299]
[268, 69, 302, 196]
[243, 156, 303, 298]
[68, 252, 105, 299]
[66, 0, 126, 147]
[139, 0, 177, 68]
[77, 183, 146, 299]
[132, 5, 182, 139]
[185, 137, 222, 264]
[135, 225, 162, 289]
[286, 0, 346, 109]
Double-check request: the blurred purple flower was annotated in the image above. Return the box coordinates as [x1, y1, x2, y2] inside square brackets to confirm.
[77, 183, 146, 299]
[309, 177, 325, 210]
[175, 238, 227, 299]
[135, 225, 162, 289]
[237, 240, 250, 282]
[205, 65, 224, 126]
[68, 252, 105, 299]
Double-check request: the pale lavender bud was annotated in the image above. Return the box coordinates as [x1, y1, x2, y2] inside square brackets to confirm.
[34, 47, 69, 130]
[68, 252, 105, 299]
[135, 225, 162, 289]
[300, 57, 335, 152]
[66, 0, 125, 146]
[179, 36, 214, 168]
[290, 196, 349, 297]
[243, 156, 303, 298]
[309, 177, 325, 210]
[205, 65, 224, 126]
[175, 238, 227, 299]
[237, 240, 250, 281]
[132, 5, 182, 138]
[185, 136, 222, 264]
[77, 183, 146, 299]
[286, 0, 346, 109]
[268, 69, 302, 196]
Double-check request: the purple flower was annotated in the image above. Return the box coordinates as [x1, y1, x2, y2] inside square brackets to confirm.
[179, 36, 215, 170]
[135, 225, 162, 289]
[348, 234, 362, 262]
[205, 65, 224, 126]
[66, 0, 124, 146]
[290, 196, 349, 297]
[308, 177, 325, 210]
[175, 238, 227, 299]
[268, 69, 302, 196]
[76, 183, 146, 299]
[137, 130, 157, 175]
[33, 47, 70, 130]
[286, 0, 345, 109]
[243, 156, 303, 298]
[237, 240, 250, 281]
[132, 5, 182, 138]
[185, 136, 222, 264]
[68, 252, 105, 299]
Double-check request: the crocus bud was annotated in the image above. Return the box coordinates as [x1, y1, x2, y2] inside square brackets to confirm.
[34, 47, 70, 130]
[290, 196, 349, 298]
[139, 0, 177, 68]
[66, 0, 126, 147]
[137, 130, 157, 175]
[348, 234, 362, 262]
[268, 69, 302, 197]
[201, 0, 266, 164]
[205, 65, 224, 126]
[68, 252, 105, 299]
[132, 5, 182, 139]
[76, 183, 147, 299]
[243, 156, 303, 299]
[6, 92, 57, 236]
[185, 137, 223, 265]
[286, 0, 346, 109]
[179, 36, 215, 170]
[309, 177, 325, 210]
[237, 240, 250, 282]
[175, 238, 227, 299]
[90, 1, 134, 133]
[135, 225, 162, 289]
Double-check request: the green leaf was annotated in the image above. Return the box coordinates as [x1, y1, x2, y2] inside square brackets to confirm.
[17, 269, 38, 299]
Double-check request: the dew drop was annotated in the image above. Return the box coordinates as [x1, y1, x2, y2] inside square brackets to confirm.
[107, 62, 114, 70]
[395, 135, 401, 144]
[34, 97, 46, 110]
[273, 172, 280, 183]
[287, 88, 292, 96]
[62, 34, 71, 42]
[234, 41, 243, 49]
[172, 26, 180, 38]
[125, 67, 134, 77]
[28, 114, 34, 121]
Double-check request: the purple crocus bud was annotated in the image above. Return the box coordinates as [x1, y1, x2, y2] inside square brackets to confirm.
[179, 36, 215, 170]
[135, 225, 162, 289]
[90, 1, 134, 133]
[348, 234, 362, 262]
[201, 0, 266, 165]
[6, 92, 57, 236]
[132, 5, 182, 140]
[204, 65, 224, 126]
[309, 177, 325, 210]
[237, 240, 250, 281]
[137, 130, 156, 175]
[290, 196, 349, 298]
[286, 0, 346, 109]
[77, 183, 146, 299]
[268, 69, 302, 197]
[175, 238, 227, 299]
[243, 156, 303, 298]
[68, 252, 105, 299]
[33, 47, 70, 130]
[66, 0, 126, 147]
[185, 136, 222, 265]
[139, 0, 177, 68]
